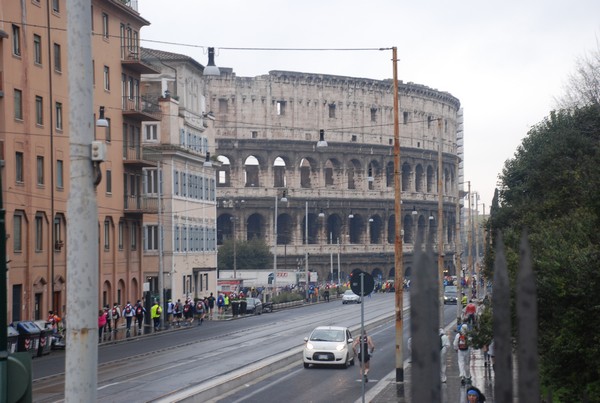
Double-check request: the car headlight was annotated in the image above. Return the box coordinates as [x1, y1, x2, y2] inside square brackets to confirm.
[336, 343, 346, 352]
[306, 342, 314, 350]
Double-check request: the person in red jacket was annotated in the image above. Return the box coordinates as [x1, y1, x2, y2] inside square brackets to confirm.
[98, 309, 107, 343]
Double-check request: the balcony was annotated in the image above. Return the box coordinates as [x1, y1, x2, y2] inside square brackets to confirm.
[118, 0, 138, 12]
[122, 95, 161, 121]
[121, 46, 159, 74]
[122, 144, 157, 167]
[124, 195, 158, 214]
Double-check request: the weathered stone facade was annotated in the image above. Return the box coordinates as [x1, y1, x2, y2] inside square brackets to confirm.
[209, 69, 461, 286]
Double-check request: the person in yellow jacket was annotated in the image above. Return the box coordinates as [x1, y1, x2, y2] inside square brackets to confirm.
[151, 300, 162, 331]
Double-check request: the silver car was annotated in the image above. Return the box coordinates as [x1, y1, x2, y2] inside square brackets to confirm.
[303, 326, 355, 368]
[341, 290, 361, 304]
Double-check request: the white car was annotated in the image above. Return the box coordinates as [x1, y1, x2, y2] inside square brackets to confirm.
[341, 290, 361, 304]
[303, 326, 355, 368]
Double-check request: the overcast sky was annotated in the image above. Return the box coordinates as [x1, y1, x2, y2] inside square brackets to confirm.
[139, 0, 600, 208]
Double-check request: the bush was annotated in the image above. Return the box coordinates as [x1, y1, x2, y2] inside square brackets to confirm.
[272, 291, 304, 304]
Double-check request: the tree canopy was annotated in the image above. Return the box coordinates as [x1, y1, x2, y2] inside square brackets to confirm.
[217, 238, 272, 271]
[490, 105, 600, 401]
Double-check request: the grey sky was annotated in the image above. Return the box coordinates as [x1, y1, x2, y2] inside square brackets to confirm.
[139, 0, 600, 207]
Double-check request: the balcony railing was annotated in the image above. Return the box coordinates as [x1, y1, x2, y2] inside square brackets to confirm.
[124, 195, 158, 213]
[119, 0, 138, 12]
[121, 95, 161, 121]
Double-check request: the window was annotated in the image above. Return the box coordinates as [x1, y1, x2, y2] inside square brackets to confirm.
[106, 169, 112, 193]
[118, 221, 124, 250]
[145, 225, 159, 251]
[103, 66, 110, 90]
[105, 118, 111, 142]
[328, 104, 336, 118]
[14, 90, 23, 120]
[371, 108, 377, 122]
[15, 152, 24, 183]
[35, 96, 43, 125]
[104, 219, 110, 250]
[276, 101, 286, 116]
[52, 0, 59, 12]
[34, 34, 42, 64]
[13, 213, 23, 252]
[102, 13, 109, 39]
[218, 98, 228, 114]
[53, 43, 61, 72]
[54, 216, 63, 251]
[35, 214, 44, 252]
[56, 160, 64, 188]
[55, 102, 63, 130]
[37, 156, 44, 185]
[251, 131, 258, 139]
[12, 25, 21, 56]
[144, 168, 159, 195]
[403, 111, 409, 125]
[144, 124, 158, 141]
[130, 222, 137, 250]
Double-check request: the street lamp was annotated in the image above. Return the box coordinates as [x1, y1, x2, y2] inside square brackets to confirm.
[273, 191, 288, 296]
[230, 216, 237, 279]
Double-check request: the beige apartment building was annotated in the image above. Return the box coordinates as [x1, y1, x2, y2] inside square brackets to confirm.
[1, 0, 217, 323]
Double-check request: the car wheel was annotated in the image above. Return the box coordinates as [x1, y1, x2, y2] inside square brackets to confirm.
[303, 362, 310, 369]
[341, 354, 350, 369]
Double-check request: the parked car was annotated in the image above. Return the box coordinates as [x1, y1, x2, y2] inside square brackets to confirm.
[341, 290, 361, 304]
[303, 326, 355, 368]
[244, 297, 263, 314]
[444, 285, 458, 305]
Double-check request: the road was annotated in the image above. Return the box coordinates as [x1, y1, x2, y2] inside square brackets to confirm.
[31, 293, 459, 402]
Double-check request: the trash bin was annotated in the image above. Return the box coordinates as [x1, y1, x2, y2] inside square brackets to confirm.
[34, 320, 53, 357]
[16, 321, 41, 358]
[7, 326, 19, 353]
[240, 300, 247, 315]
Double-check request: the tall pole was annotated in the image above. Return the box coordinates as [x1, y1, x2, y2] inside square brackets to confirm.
[467, 181, 473, 301]
[66, 0, 98, 399]
[337, 237, 341, 285]
[474, 192, 480, 299]
[0, 137, 7, 401]
[437, 119, 445, 327]
[157, 162, 164, 329]
[273, 195, 278, 295]
[232, 218, 237, 279]
[392, 46, 405, 388]
[305, 201, 309, 301]
[330, 232, 333, 283]
[455, 181, 463, 323]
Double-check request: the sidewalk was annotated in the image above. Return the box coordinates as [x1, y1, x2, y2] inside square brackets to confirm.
[367, 344, 495, 402]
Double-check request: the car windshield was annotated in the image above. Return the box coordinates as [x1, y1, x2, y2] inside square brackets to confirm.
[310, 329, 345, 342]
[344, 290, 355, 295]
[444, 286, 457, 293]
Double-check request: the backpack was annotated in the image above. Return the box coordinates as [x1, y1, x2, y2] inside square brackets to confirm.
[175, 303, 181, 313]
[458, 334, 468, 350]
[112, 307, 118, 318]
[136, 306, 143, 315]
[183, 304, 190, 313]
[196, 302, 204, 312]
[125, 306, 132, 314]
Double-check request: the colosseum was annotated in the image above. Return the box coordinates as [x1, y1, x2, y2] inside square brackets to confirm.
[209, 68, 463, 288]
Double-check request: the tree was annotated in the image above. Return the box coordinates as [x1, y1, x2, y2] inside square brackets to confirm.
[492, 105, 600, 401]
[217, 238, 272, 271]
[555, 41, 600, 109]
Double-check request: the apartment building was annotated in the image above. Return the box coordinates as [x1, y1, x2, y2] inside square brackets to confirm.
[0, 0, 176, 322]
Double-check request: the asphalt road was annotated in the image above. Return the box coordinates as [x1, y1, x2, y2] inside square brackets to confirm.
[31, 293, 401, 402]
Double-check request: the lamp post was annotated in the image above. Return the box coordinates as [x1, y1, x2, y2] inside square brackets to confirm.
[437, 118, 445, 327]
[231, 216, 237, 279]
[329, 232, 333, 283]
[305, 201, 309, 301]
[273, 192, 287, 296]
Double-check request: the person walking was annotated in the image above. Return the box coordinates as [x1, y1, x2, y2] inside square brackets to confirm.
[98, 309, 107, 343]
[151, 300, 162, 331]
[173, 299, 183, 327]
[466, 386, 486, 402]
[217, 294, 225, 318]
[104, 305, 113, 335]
[352, 330, 375, 382]
[453, 324, 472, 385]
[122, 301, 134, 335]
[207, 293, 216, 319]
[111, 303, 121, 333]
[440, 328, 451, 383]
[134, 300, 146, 333]
[166, 299, 175, 328]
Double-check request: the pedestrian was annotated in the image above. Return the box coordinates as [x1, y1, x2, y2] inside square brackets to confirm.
[166, 299, 175, 327]
[464, 299, 477, 330]
[352, 329, 375, 382]
[217, 293, 225, 318]
[195, 298, 206, 325]
[207, 293, 216, 319]
[440, 328, 451, 383]
[111, 303, 121, 333]
[104, 305, 113, 334]
[174, 299, 183, 327]
[224, 294, 230, 313]
[47, 310, 62, 334]
[134, 300, 146, 333]
[98, 309, 107, 343]
[183, 299, 194, 325]
[122, 301, 134, 335]
[466, 386, 486, 402]
[453, 324, 471, 385]
[151, 299, 162, 331]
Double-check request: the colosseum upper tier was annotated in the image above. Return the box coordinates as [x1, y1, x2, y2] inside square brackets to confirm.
[209, 68, 463, 285]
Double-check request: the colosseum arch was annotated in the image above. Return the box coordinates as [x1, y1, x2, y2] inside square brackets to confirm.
[444, 166, 451, 194]
[386, 161, 394, 187]
[277, 212, 293, 245]
[387, 215, 395, 244]
[302, 210, 321, 244]
[299, 157, 318, 189]
[273, 156, 287, 188]
[415, 164, 425, 192]
[367, 160, 382, 190]
[426, 165, 435, 193]
[246, 213, 264, 240]
[243, 155, 261, 188]
[347, 159, 362, 190]
[403, 214, 415, 244]
[349, 213, 365, 244]
[324, 158, 342, 187]
[326, 214, 343, 243]
[416, 214, 427, 247]
[402, 162, 411, 191]
[369, 214, 384, 244]
[217, 213, 235, 245]
[216, 155, 232, 186]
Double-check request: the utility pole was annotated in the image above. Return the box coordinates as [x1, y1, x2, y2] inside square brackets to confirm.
[305, 201, 309, 302]
[66, 0, 98, 399]
[437, 119, 444, 327]
[455, 180, 464, 324]
[391, 46, 405, 390]
[474, 192, 480, 299]
[330, 232, 333, 283]
[157, 162, 164, 330]
[467, 182, 473, 302]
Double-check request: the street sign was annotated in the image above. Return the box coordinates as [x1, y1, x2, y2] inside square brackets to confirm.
[350, 271, 375, 296]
